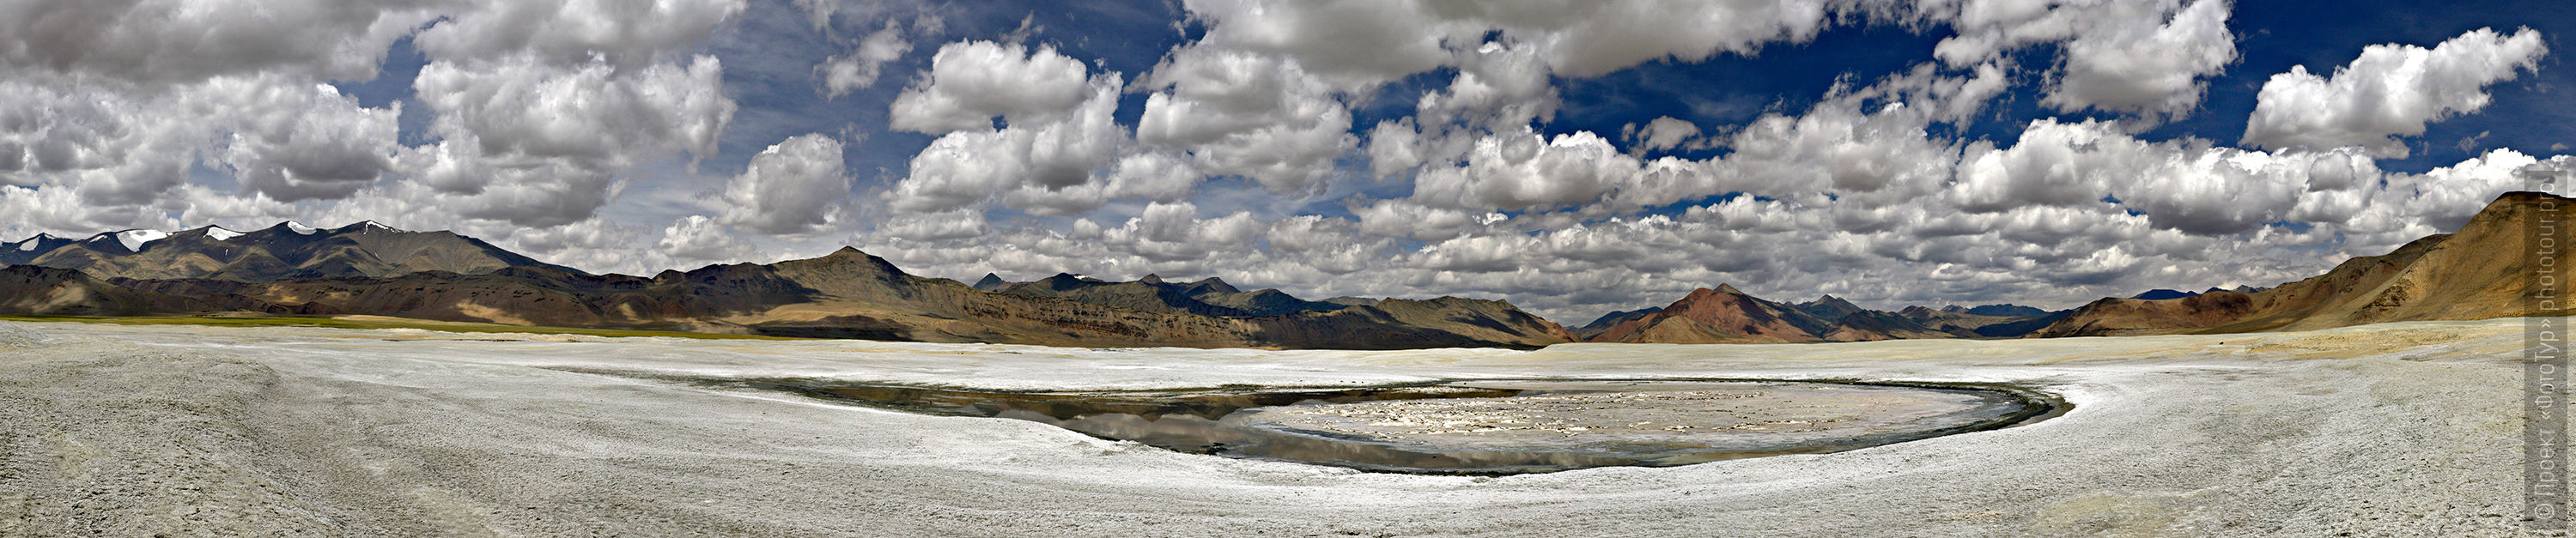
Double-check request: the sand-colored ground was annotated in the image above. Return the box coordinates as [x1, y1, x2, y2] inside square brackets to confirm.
[0, 318, 2548, 536]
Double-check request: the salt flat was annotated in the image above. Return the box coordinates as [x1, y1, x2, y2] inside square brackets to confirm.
[0, 319, 2541, 536]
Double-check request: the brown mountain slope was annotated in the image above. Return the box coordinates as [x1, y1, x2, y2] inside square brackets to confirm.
[1194, 287, 1346, 317]
[2026, 292, 2259, 337]
[1899, 305, 2071, 338]
[992, 274, 1346, 317]
[1256, 296, 1576, 348]
[1792, 294, 1866, 321]
[2035, 190, 2574, 336]
[1897, 306, 2013, 335]
[723, 250, 1560, 348]
[1571, 306, 1662, 340]
[1588, 285, 1835, 343]
[0, 266, 289, 316]
[1821, 310, 1961, 342]
[103, 247, 1570, 349]
[997, 274, 1255, 317]
[1591, 287, 2040, 343]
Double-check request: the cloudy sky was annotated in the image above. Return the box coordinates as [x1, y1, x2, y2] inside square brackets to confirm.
[2, 0, 2571, 323]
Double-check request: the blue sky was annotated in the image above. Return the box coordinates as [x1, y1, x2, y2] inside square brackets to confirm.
[2, 0, 2572, 322]
[689, 1, 2576, 178]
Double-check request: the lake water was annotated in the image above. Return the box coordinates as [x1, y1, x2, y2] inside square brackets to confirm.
[762, 378, 2061, 475]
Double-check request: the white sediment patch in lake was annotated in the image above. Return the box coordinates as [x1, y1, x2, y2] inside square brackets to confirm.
[1230, 380, 2033, 460]
[0, 319, 2538, 535]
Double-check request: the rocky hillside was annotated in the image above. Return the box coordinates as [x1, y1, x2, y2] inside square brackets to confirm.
[2035, 190, 2573, 336]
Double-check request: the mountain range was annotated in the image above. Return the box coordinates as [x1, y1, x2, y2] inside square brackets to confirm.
[1574, 285, 2068, 343]
[0, 221, 562, 281]
[0, 222, 1570, 349]
[1, 191, 2566, 348]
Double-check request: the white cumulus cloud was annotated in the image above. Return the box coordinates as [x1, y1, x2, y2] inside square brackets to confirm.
[0, 74, 402, 205]
[820, 23, 913, 98]
[0, 0, 436, 86]
[1137, 48, 1357, 194]
[406, 53, 736, 226]
[2044, 0, 2237, 119]
[885, 73, 1127, 214]
[723, 134, 852, 236]
[888, 40, 1096, 134]
[412, 0, 747, 70]
[1930, 0, 2239, 122]
[656, 215, 754, 265]
[2241, 27, 2548, 157]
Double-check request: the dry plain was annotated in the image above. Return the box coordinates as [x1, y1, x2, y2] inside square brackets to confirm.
[0, 317, 2544, 536]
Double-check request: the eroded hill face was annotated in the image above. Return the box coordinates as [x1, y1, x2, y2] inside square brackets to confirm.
[2035, 191, 2576, 336]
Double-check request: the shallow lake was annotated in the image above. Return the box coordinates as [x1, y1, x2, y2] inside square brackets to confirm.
[761, 378, 2063, 475]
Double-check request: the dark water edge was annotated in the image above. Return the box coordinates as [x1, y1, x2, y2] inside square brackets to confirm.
[741, 378, 2067, 475]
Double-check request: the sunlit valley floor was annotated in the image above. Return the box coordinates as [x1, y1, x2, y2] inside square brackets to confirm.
[0, 318, 2539, 536]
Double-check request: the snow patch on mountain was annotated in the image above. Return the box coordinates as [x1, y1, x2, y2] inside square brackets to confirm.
[113, 230, 170, 251]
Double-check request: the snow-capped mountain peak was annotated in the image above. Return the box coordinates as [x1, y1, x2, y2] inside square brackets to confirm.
[113, 229, 171, 251]
[283, 221, 318, 235]
[204, 226, 245, 241]
[8, 233, 53, 252]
